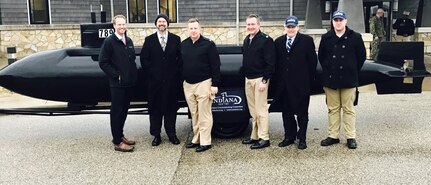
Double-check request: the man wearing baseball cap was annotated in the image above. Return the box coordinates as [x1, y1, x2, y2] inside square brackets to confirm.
[140, 14, 182, 146]
[318, 10, 366, 149]
[270, 16, 317, 150]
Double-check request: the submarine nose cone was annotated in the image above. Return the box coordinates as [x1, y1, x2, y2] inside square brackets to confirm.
[0, 66, 12, 88]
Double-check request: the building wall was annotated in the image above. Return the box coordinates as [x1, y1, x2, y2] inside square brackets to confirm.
[0, 0, 310, 25]
[0, 0, 28, 25]
[50, 0, 103, 24]
[0, 23, 377, 67]
[179, 0, 236, 22]
[147, 0, 158, 23]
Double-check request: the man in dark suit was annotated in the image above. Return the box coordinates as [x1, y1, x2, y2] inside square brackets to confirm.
[140, 14, 182, 146]
[99, 15, 137, 152]
[269, 16, 317, 150]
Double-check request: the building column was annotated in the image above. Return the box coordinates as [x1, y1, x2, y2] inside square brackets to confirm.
[304, 0, 323, 29]
[338, 0, 365, 33]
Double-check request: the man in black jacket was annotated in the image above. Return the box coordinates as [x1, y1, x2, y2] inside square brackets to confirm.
[99, 15, 137, 152]
[181, 18, 221, 152]
[270, 16, 317, 150]
[140, 14, 181, 146]
[393, 10, 415, 41]
[241, 14, 276, 149]
[318, 11, 366, 149]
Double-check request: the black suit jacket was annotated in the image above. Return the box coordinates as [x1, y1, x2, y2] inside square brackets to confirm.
[140, 32, 182, 112]
[269, 33, 317, 113]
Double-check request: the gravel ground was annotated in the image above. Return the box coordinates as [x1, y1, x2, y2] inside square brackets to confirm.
[1, 92, 431, 185]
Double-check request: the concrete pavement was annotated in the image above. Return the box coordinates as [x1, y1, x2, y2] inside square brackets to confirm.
[1, 92, 431, 185]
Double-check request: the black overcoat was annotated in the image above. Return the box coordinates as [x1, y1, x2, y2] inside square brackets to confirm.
[140, 32, 182, 113]
[317, 27, 366, 89]
[269, 33, 317, 113]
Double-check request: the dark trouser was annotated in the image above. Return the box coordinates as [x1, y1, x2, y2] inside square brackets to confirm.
[149, 110, 177, 137]
[110, 87, 132, 145]
[282, 93, 309, 141]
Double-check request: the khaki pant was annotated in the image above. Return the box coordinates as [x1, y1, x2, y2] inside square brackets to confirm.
[323, 87, 356, 139]
[395, 35, 412, 42]
[245, 77, 270, 140]
[183, 79, 214, 145]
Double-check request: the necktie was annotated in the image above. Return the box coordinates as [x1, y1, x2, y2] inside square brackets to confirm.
[286, 38, 292, 53]
[161, 36, 166, 51]
[122, 37, 126, 45]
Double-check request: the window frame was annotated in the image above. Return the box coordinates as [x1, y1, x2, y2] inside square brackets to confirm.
[28, 0, 50, 24]
[127, 0, 147, 23]
[158, 0, 178, 23]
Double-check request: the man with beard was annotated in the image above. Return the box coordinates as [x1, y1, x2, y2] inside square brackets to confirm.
[241, 14, 276, 149]
[140, 14, 182, 146]
[99, 15, 137, 152]
[318, 10, 366, 149]
[270, 16, 317, 150]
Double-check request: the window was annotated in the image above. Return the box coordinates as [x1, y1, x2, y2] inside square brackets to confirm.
[159, 0, 177, 23]
[29, 0, 50, 24]
[128, 0, 146, 23]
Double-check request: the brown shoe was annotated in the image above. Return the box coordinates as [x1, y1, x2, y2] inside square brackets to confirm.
[114, 142, 134, 152]
[121, 137, 136, 145]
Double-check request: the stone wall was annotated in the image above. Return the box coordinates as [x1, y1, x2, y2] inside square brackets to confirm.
[417, 28, 431, 54]
[0, 22, 377, 68]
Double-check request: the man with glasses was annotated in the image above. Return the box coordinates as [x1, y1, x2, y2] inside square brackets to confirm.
[270, 16, 317, 150]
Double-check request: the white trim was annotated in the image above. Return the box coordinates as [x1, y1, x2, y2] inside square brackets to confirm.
[48, 0, 51, 24]
[145, 0, 148, 23]
[290, 0, 293, 16]
[26, 0, 30, 24]
[236, 0, 239, 45]
[157, 0, 159, 14]
[176, 0, 178, 22]
[111, 0, 114, 21]
[126, 0, 129, 23]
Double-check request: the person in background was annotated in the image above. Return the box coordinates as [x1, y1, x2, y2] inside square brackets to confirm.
[99, 15, 137, 152]
[393, 10, 415, 42]
[369, 8, 386, 59]
[140, 14, 181, 146]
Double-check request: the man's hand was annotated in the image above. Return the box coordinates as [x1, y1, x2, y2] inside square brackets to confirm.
[210, 86, 218, 96]
[258, 82, 267, 92]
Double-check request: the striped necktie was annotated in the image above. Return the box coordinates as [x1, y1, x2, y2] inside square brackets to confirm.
[286, 38, 292, 53]
[161, 36, 166, 51]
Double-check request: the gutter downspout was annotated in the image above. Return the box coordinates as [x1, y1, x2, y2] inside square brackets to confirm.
[110, 0, 114, 21]
[290, 0, 294, 16]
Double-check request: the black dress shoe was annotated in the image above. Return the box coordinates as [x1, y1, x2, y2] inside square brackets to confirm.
[186, 142, 199, 148]
[169, 135, 180, 145]
[152, 136, 161, 146]
[298, 140, 307, 150]
[250, 140, 270, 149]
[195, 145, 212, 152]
[278, 139, 295, 147]
[320, 137, 340, 146]
[347, 139, 357, 149]
[242, 138, 259, 144]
